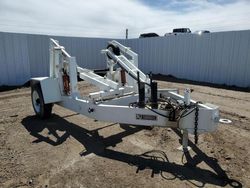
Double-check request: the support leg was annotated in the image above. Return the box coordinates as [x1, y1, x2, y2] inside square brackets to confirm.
[177, 129, 191, 152]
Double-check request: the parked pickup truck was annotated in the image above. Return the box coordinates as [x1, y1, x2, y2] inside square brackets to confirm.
[164, 28, 192, 36]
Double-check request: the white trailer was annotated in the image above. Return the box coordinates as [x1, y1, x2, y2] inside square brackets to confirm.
[30, 39, 220, 151]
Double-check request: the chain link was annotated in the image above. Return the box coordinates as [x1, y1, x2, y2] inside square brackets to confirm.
[194, 105, 199, 144]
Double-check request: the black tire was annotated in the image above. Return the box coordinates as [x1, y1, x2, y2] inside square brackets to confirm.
[107, 44, 120, 59]
[31, 84, 53, 119]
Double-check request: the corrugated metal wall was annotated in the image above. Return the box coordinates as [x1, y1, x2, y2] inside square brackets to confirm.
[123, 30, 250, 87]
[0, 32, 112, 85]
[0, 33, 30, 85]
[0, 30, 250, 87]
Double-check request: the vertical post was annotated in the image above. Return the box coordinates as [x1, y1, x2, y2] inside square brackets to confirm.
[149, 72, 158, 109]
[137, 71, 145, 108]
[151, 82, 158, 109]
[120, 69, 126, 86]
[177, 129, 191, 152]
[68, 57, 78, 97]
[182, 129, 189, 149]
[54, 49, 60, 78]
[49, 40, 54, 78]
[126, 29, 128, 39]
[184, 88, 191, 106]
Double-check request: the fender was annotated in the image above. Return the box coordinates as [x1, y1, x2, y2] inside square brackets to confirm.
[31, 77, 62, 104]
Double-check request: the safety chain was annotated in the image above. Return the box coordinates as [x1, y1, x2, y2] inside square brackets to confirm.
[194, 104, 199, 144]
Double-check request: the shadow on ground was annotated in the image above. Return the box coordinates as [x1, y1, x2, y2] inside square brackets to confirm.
[21, 114, 242, 187]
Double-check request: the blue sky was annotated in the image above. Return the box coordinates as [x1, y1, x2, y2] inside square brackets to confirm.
[0, 0, 249, 38]
[141, 0, 237, 13]
[141, 0, 236, 8]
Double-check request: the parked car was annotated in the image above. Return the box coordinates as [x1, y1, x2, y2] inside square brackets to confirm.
[139, 33, 159, 38]
[195, 30, 210, 35]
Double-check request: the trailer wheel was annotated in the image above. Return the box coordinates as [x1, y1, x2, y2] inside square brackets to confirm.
[31, 84, 52, 119]
[107, 44, 120, 59]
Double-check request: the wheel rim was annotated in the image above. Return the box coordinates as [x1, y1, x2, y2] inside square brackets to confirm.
[32, 90, 41, 113]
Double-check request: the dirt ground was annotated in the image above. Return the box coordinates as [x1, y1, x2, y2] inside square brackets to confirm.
[0, 79, 250, 188]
